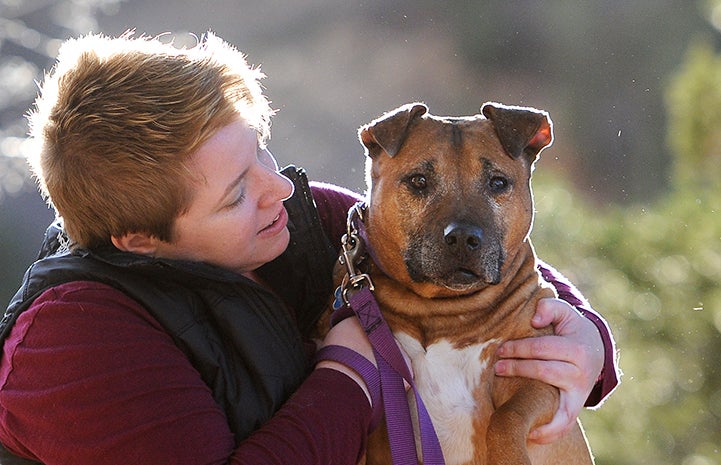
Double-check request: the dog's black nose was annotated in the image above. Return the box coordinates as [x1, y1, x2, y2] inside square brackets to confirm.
[443, 222, 483, 253]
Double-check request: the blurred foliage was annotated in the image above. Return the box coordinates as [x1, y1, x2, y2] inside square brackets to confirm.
[532, 39, 721, 465]
[666, 40, 721, 191]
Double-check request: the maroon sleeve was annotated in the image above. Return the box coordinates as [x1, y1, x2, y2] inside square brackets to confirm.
[0, 281, 371, 465]
[232, 368, 370, 464]
[538, 261, 620, 407]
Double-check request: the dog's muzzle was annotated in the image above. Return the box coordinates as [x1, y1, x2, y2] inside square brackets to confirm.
[405, 221, 504, 291]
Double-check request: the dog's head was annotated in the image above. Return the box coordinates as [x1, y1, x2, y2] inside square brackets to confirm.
[359, 102, 552, 299]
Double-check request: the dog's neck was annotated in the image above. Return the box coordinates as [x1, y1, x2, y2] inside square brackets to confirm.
[368, 240, 555, 348]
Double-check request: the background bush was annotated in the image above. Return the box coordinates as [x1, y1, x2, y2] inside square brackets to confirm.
[532, 40, 721, 465]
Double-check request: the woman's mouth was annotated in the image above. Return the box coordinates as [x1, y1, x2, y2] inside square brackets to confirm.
[258, 207, 288, 236]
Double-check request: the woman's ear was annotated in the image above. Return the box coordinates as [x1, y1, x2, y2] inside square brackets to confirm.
[111, 232, 160, 255]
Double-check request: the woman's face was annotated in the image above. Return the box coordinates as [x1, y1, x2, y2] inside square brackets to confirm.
[153, 117, 294, 276]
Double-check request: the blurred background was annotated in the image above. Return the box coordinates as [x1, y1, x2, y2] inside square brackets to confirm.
[1, 1, 720, 464]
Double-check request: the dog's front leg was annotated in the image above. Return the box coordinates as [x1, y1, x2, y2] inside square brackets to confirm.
[487, 378, 558, 465]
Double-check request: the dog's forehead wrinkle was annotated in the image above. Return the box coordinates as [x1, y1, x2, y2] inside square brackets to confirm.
[404, 158, 436, 176]
[481, 156, 503, 174]
[450, 122, 463, 149]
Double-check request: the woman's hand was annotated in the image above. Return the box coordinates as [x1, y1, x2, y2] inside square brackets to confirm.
[494, 298, 604, 444]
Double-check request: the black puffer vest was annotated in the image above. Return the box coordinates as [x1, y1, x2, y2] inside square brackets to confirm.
[0, 166, 337, 463]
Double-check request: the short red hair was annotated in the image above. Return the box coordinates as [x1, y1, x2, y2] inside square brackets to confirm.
[27, 31, 273, 248]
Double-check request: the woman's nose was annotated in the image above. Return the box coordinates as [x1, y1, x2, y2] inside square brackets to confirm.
[274, 169, 295, 202]
[257, 162, 294, 205]
[261, 149, 294, 202]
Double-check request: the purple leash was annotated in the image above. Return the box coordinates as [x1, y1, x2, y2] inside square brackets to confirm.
[315, 202, 446, 465]
[352, 287, 445, 465]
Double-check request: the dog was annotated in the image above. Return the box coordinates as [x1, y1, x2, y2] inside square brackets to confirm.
[344, 102, 594, 465]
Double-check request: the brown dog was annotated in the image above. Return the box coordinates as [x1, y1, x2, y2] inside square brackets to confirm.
[349, 102, 594, 465]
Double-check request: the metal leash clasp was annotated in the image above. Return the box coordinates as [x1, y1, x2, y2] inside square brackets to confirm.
[338, 202, 374, 306]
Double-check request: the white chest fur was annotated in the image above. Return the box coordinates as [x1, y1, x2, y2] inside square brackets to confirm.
[394, 333, 500, 465]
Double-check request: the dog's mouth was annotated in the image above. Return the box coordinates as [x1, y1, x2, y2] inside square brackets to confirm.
[440, 269, 481, 292]
[440, 266, 500, 290]
[453, 268, 480, 282]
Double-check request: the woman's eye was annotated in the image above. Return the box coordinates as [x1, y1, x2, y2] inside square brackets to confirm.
[489, 176, 510, 193]
[228, 192, 246, 208]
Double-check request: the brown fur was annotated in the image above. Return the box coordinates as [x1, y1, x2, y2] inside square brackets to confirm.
[328, 102, 595, 465]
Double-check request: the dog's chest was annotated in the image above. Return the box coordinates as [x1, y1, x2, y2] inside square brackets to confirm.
[395, 332, 500, 465]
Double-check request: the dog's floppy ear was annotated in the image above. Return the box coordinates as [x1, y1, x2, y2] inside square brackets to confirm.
[481, 102, 553, 161]
[359, 103, 428, 158]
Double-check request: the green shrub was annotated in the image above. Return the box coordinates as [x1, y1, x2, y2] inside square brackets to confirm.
[530, 40, 721, 465]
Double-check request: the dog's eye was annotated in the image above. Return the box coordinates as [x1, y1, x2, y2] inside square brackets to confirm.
[489, 176, 510, 193]
[408, 174, 428, 191]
